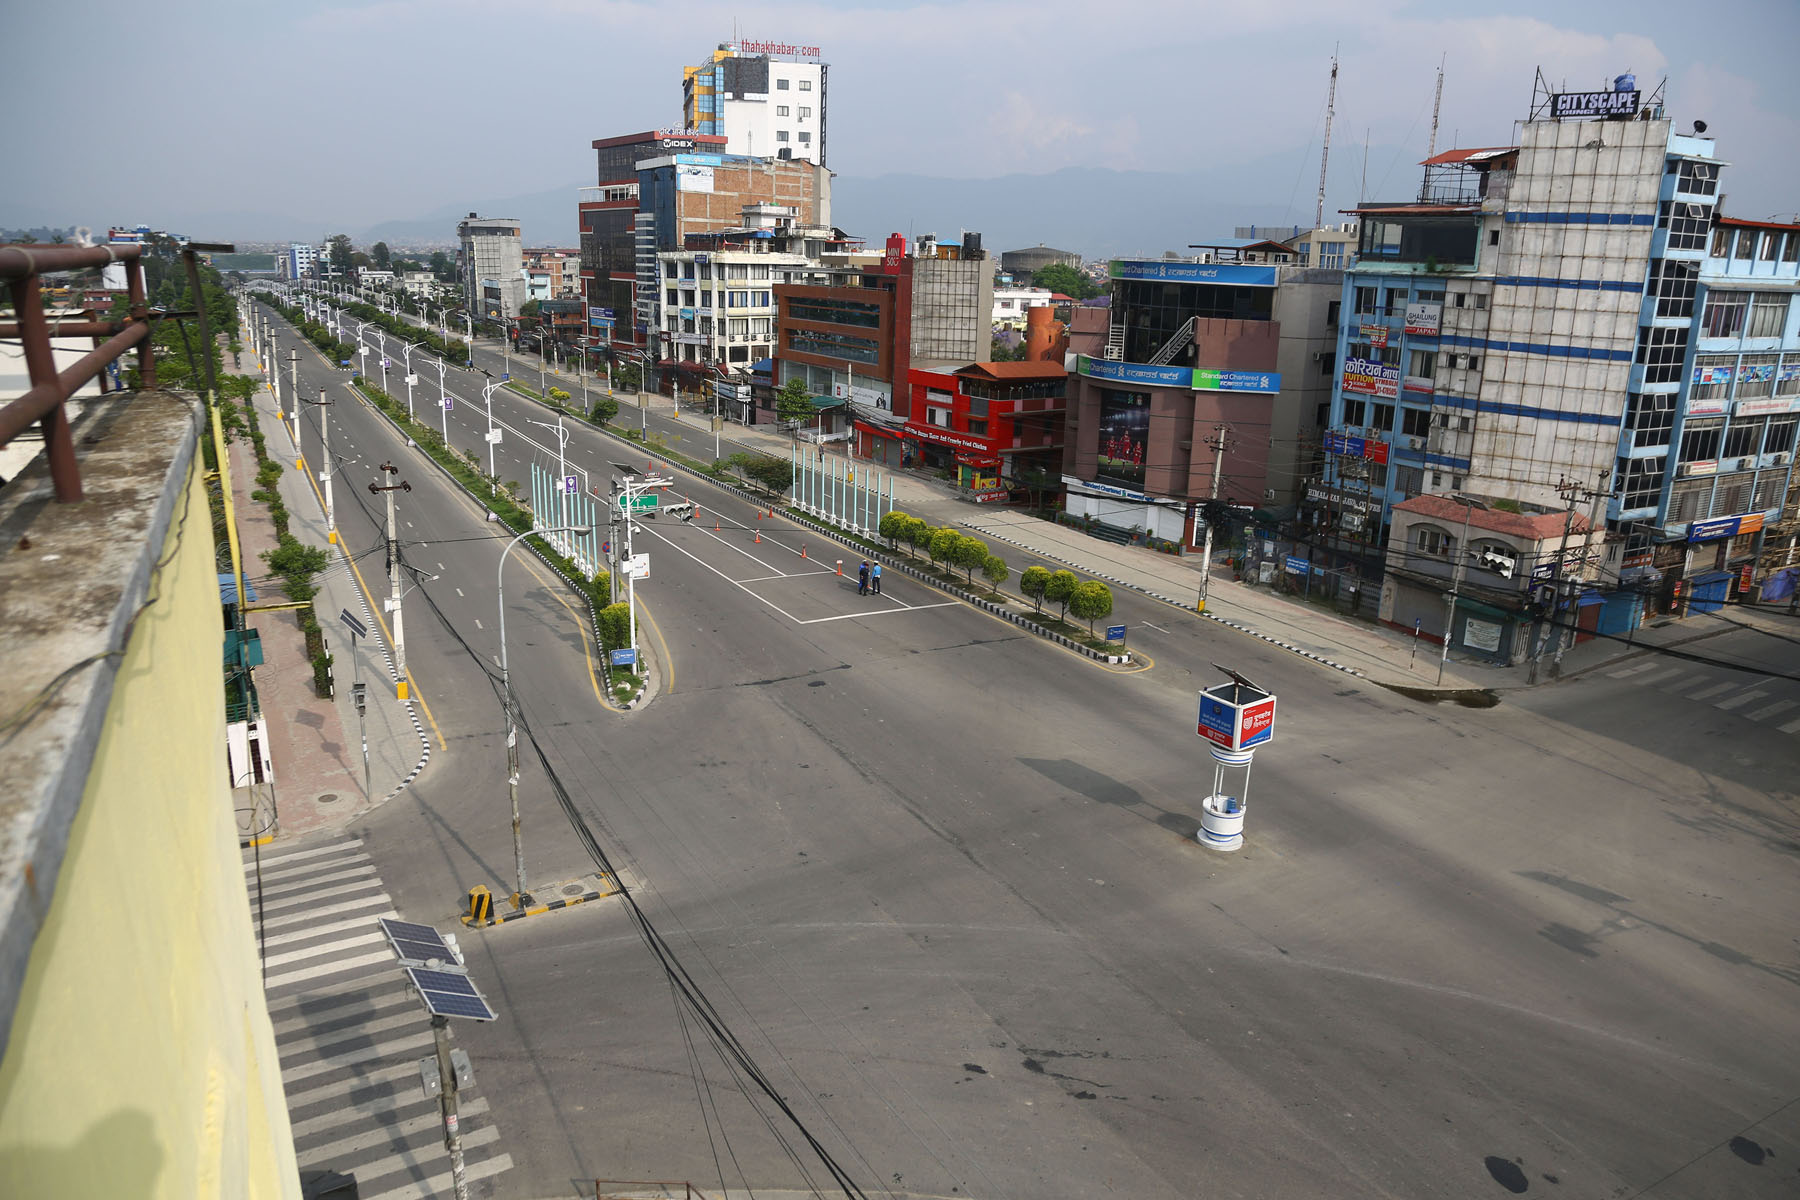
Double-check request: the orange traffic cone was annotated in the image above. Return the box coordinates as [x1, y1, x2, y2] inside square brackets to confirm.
[714, 517, 720, 532]
[754, 530, 761, 544]
[801, 545, 808, 559]
[835, 560, 843, 576]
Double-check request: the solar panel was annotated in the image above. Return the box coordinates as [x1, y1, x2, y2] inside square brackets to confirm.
[378, 917, 455, 965]
[407, 967, 498, 1022]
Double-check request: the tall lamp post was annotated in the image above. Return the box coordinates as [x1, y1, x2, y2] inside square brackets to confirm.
[1438, 494, 1487, 686]
[396, 337, 423, 419]
[496, 524, 591, 907]
[481, 376, 505, 491]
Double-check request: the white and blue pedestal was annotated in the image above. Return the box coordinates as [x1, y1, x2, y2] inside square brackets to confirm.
[1198, 745, 1256, 852]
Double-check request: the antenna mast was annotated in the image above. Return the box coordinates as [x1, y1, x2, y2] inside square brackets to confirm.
[1315, 49, 1339, 230]
[1426, 54, 1446, 159]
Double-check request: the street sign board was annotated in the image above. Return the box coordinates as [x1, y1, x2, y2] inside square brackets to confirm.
[564, 475, 578, 493]
[1106, 624, 1126, 642]
[1285, 555, 1308, 575]
[442, 397, 453, 410]
[339, 608, 367, 640]
[617, 494, 660, 512]
[610, 648, 638, 666]
[1196, 683, 1277, 752]
[626, 553, 650, 580]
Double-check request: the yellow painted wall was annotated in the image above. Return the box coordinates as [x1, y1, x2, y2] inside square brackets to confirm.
[0, 458, 299, 1199]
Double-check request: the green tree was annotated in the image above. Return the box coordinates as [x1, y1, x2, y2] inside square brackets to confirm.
[927, 527, 961, 570]
[951, 534, 989, 583]
[588, 394, 619, 425]
[371, 241, 392, 270]
[598, 602, 632, 651]
[899, 514, 929, 557]
[262, 534, 331, 603]
[990, 335, 1023, 362]
[1030, 263, 1093, 299]
[520, 298, 541, 320]
[774, 377, 816, 431]
[740, 453, 794, 494]
[878, 509, 912, 550]
[1068, 579, 1114, 635]
[327, 234, 354, 278]
[981, 554, 1009, 595]
[1044, 569, 1078, 621]
[1019, 565, 1051, 612]
[430, 250, 453, 280]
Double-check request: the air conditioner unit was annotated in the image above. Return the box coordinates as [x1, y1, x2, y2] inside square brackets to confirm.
[1408, 436, 1426, 450]
[1773, 453, 1791, 466]
[1730, 456, 1752, 471]
[1454, 354, 1471, 369]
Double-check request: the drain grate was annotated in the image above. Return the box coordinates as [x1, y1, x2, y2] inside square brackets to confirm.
[317, 792, 340, 804]
[562, 883, 585, 897]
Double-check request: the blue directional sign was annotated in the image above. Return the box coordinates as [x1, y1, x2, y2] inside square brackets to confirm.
[1285, 555, 1309, 574]
[1106, 624, 1127, 642]
[610, 648, 638, 667]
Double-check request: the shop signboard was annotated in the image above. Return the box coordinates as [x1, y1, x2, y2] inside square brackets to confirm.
[1360, 323, 1388, 349]
[1109, 260, 1278, 287]
[1078, 355, 1191, 387]
[1342, 356, 1399, 398]
[1736, 396, 1800, 415]
[1193, 369, 1281, 394]
[1404, 302, 1442, 336]
[1554, 89, 1640, 119]
[1688, 515, 1743, 542]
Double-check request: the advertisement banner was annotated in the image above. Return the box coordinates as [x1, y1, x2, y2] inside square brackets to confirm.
[1361, 323, 1389, 349]
[1342, 356, 1400, 398]
[1366, 439, 1390, 464]
[1109, 260, 1278, 287]
[1193, 369, 1281, 394]
[1403, 375, 1436, 395]
[1739, 362, 1776, 385]
[1688, 515, 1741, 542]
[1096, 391, 1150, 487]
[676, 163, 715, 193]
[1078, 355, 1190, 387]
[1554, 89, 1641, 119]
[1735, 396, 1800, 416]
[1693, 364, 1734, 385]
[1404, 302, 1442, 336]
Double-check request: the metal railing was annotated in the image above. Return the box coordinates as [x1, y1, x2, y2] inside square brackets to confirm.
[0, 242, 155, 502]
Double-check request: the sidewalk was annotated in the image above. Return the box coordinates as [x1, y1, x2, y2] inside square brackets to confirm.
[226, 332, 431, 841]
[631, 388, 1786, 696]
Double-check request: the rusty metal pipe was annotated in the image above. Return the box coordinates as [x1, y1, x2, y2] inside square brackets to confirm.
[0, 320, 152, 445]
[0, 242, 143, 276]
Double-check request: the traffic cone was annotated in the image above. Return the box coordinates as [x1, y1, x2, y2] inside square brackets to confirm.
[754, 530, 761, 544]
[714, 517, 720, 532]
[802, 545, 808, 559]
[836, 560, 843, 576]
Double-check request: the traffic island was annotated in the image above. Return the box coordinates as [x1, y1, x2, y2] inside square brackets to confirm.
[461, 873, 624, 927]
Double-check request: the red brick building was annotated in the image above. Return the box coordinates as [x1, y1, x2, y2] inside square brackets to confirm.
[856, 361, 1066, 500]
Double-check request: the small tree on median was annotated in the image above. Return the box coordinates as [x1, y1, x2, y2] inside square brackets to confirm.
[1019, 565, 1051, 612]
[1045, 569, 1078, 622]
[952, 534, 990, 584]
[775, 377, 816, 438]
[589, 394, 619, 425]
[981, 554, 1009, 595]
[878, 509, 911, 550]
[900, 514, 930, 558]
[927, 527, 962, 571]
[1068, 579, 1114, 635]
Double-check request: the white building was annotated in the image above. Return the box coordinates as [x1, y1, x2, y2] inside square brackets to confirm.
[684, 42, 828, 164]
[281, 242, 316, 281]
[993, 286, 1054, 329]
[457, 213, 525, 320]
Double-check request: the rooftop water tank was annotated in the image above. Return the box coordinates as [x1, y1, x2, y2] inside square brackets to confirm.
[1615, 73, 1636, 92]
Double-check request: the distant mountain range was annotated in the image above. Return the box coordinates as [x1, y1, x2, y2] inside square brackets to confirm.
[11, 149, 1417, 259]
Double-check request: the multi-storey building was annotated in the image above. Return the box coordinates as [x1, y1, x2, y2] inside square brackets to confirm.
[1058, 255, 1342, 544]
[523, 247, 580, 299]
[280, 241, 316, 281]
[683, 42, 828, 164]
[1316, 75, 1797, 639]
[993, 286, 1055, 329]
[456, 213, 525, 320]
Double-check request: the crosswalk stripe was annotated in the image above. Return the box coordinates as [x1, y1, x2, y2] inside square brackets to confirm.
[264, 949, 394, 992]
[311, 1122, 501, 1187]
[1688, 681, 1740, 701]
[272, 988, 417, 1038]
[282, 1062, 416, 1113]
[281, 1030, 435, 1086]
[1715, 689, 1770, 711]
[258, 896, 396, 933]
[252, 865, 378, 901]
[295, 1097, 492, 1167]
[1605, 662, 1660, 679]
[243, 839, 363, 871]
[249, 852, 374, 886]
[1781, 715, 1800, 734]
[1747, 699, 1798, 721]
[262, 911, 396, 950]
[279, 1010, 431, 1063]
[288, 1086, 476, 1142]
[263, 930, 387, 971]
[358, 1149, 512, 1200]
[254, 878, 388, 916]
[1640, 667, 1688, 686]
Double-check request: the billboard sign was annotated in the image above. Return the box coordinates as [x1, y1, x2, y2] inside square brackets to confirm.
[1342, 356, 1399, 397]
[1194, 369, 1281, 394]
[1361, 323, 1389, 349]
[1196, 684, 1277, 752]
[676, 163, 715, 193]
[1404, 302, 1442, 336]
[1078, 355, 1190, 387]
[1688, 515, 1742, 542]
[1110, 260, 1278, 287]
[1554, 90, 1641, 120]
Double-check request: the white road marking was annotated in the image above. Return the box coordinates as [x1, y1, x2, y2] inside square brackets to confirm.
[1688, 681, 1740, 700]
[1142, 622, 1171, 634]
[1605, 662, 1661, 679]
[1715, 689, 1770, 711]
[1780, 715, 1800, 734]
[261, 911, 397, 950]
[295, 1098, 492, 1166]
[456, 587, 464, 597]
[357, 1150, 512, 1200]
[474, 619, 482, 629]
[1638, 668, 1688, 686]
[1747, 699, 1798, 721]
[798, 602, 961, 624]
[263, 948, 394, 992]
[243, 839, 363, 871]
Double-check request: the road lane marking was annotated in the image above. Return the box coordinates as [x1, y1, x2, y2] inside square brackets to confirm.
[1688, 681, 1739, 700]
[455, 587, 464, 597]
[1747, 699, 1797, 721]
[1781, 715, 1800, 734]
[1605, 662, 1660, 678]
[1715, 689, 1770, 711]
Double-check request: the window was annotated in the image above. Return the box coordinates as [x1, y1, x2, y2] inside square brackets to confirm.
[1394, 466, 1424, 497]
[1402, 408, 1433, 438]
[1736, 228, 1760, 259]
[1326, 299, 1341, 327]
[1489, 228, 1500, 246]
[1318, 351, 1335, 377]
[1679, 418, 1723, 464]
[1407, 349, 1436, 379]
[1636, 325, 1690, 385]
[1766, 417, 1797, 454]
[1737, 353, 1779, 398]
[1415, 526, 1451, 557]
[1723, 419, 1764, 461]
[1628, 391, 1676, 448]
[1702, 292, 1749, 338]
[1353, 286, 1379, 316]
[1366, 463, 1388, 488]
[728, 318, 749, 339]
[799, 79, 812, 91]
[1668, 478, 1710, 521]
[967, 418, 988, 436]
[1343, 398, 1366, 426]
[1711, 226, 1732, 258]
[776, 78, 790, 90]
[1748, 294, 1788, 339]
[1676, 160, 1719, 196]
[776, 105, 789, 117]
[1620, 457, 1666, 511]
[1689, 356, 1735, 402]
[1781, 359, 1800, 396]
[1370, 402, 1395, 431]
[776, 130, 790, 143]
[799, 106, 811, 119]
[665, 288, 678, 306]
[1659, 201, 1713, 250]
[1786, 234, 1800, 264]
[1762, 231, 1782, 261]
[798, 131, 811, 144]
[1647, 259, 1698, 319]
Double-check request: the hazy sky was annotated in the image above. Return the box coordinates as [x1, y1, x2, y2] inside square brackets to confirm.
[2, 0, 1796, 238]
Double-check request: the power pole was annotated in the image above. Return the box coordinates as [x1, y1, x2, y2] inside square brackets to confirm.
[288, 349, 299, 426]
[1550, 469, 1612, 679]
[1196, 426, 1233, 612]
[370, 462, 413, 699]
[1528, 476, 1582, 684]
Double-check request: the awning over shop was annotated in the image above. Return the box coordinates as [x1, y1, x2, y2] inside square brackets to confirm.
[810, 394, 846, 410]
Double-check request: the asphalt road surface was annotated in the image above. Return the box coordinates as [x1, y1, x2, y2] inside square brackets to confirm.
[253, 297, 1800, 1200]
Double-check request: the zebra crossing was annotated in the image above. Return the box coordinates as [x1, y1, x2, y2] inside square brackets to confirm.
[1604, 658, 1800, 733]
[244, 835, 513, 1199]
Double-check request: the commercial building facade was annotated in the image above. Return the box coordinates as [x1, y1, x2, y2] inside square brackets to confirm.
[280, 241, 316, 281]
[683, 42, 828, 163]
[457, 213, 525, 321]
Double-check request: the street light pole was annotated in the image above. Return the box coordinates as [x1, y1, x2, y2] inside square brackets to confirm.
[482, 378, 503, 492]
[1438, 494, 1485, 686]
[496, 523, 591, 907]
[370, 463, 412, 699]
